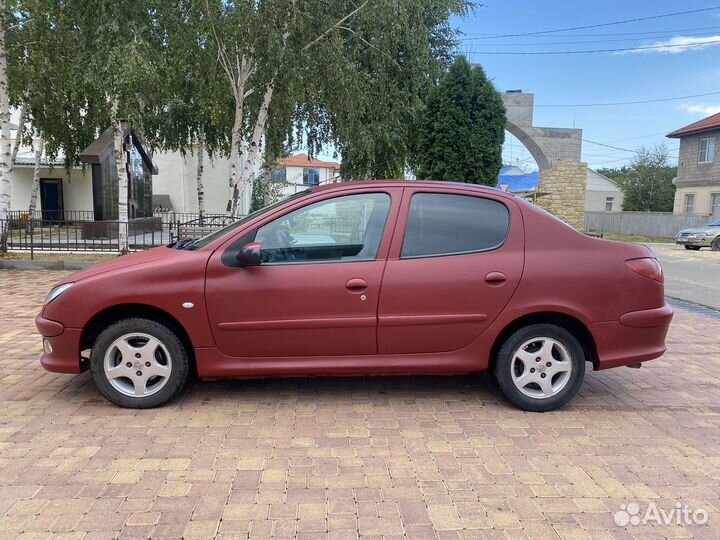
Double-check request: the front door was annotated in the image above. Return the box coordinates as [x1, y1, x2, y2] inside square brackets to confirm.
[40, 179, 63, 223]
[205, 189, 401, 358]
[378, 188, 525, 354]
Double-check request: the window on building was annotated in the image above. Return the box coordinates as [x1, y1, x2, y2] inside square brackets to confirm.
[605, 197, 614, 212]
[711, 193, 720, 215]
[698, 137, 715, 164]
[303, 168, 320, 186]
[401, 194, 509, 258]
[685, 193, 696, 214]
[271, 167, 286, 183]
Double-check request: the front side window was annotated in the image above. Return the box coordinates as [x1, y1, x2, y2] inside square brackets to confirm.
[685, 194, 696, 214]
[699, 137, 715, 164]
[255, 193, 391, 263]
[401, 193, 510, 258]
[303, 168, 320, 186]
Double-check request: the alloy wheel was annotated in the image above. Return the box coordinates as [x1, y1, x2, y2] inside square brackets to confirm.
[510, 337, 573, 399]
[103, 332, 172, 397]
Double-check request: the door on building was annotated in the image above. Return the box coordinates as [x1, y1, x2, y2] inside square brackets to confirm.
[40, 179, 64, 223]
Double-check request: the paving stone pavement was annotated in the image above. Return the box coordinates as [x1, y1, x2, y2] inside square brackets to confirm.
[1, 269, 719, 540]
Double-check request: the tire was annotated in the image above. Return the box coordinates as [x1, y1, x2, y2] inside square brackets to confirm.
[712, 237, 720, 252]
[90, 318, 190, 408]
[494, 323, 585, 412]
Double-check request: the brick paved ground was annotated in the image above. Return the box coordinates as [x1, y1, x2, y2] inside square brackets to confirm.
[1, 269, 719, 540]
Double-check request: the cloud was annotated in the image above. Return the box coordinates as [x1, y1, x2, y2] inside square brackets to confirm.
[618, 35, 720, 54]
[682, 104, 720, 116]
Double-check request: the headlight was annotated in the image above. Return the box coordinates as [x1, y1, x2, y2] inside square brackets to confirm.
[44, 283, 74, 304]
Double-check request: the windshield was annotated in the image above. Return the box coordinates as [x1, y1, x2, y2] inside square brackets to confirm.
[710, 219, 720, 227]
[184, 190, 311, 250]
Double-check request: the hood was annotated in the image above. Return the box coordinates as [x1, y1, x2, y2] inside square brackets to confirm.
[678, 226, 719, 235]
[61, 247, 184, 283]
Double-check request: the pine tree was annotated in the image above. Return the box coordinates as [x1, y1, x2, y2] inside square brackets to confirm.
[415, 56, 506, 186]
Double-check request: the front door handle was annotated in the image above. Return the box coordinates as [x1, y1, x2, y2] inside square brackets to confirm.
[345, 278, 368, 292]
[485, 271, 507, 285]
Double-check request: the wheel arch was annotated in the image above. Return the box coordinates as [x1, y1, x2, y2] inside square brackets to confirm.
[489, 311, 599, 370]
[81, 304, 196, 372]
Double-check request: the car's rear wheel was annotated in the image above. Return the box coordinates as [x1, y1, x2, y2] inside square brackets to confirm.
[712, 237, 720, 251]
[90, 318, 189, 408]
[494, 323, 585, 412]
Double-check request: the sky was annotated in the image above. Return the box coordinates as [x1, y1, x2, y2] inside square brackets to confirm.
[455, 1, 720, 172]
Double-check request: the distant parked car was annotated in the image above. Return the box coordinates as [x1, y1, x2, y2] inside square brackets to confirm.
[676, 219, 720, 251]
[36, 181, 673, 412]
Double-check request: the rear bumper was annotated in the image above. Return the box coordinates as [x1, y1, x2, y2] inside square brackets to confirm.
[35, 314, 84, 374]
[591, 303, 673, 370]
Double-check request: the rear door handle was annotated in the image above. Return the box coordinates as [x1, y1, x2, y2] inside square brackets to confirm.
[485, 271, 507, 285]
[345, 278, 368, 291]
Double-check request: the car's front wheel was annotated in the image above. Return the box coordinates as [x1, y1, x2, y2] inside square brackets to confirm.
[712, 237, 720, 251]
[494, 323, 585, 412]
[90, 318, 190, 408]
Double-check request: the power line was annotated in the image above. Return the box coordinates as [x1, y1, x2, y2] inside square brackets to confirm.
[529, 91, 720, 108]
[583, 138, 679, 154]
[460, 25, 720, 39]
[460, 38, 720, 55]
[462, 7, 720, 40]
[458, 30, 720, 46]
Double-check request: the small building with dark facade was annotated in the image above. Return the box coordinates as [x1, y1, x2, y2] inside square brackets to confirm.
[78, 125, 159, 239]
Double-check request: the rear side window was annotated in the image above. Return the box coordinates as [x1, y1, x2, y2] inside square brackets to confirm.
[401, 193, 510, 258]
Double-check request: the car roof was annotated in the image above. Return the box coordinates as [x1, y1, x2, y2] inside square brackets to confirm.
[310, 179, 512, 198]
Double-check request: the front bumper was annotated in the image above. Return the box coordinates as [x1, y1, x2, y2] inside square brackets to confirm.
[35, 314, 84, 374]
[590, 303, 673, 370]
[676, 236, 710, 247]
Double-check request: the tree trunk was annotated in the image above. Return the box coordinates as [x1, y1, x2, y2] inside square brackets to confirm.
[28, 137, 43, 215]
[227, 101, 243, 215]
[112, 102, 129, 254]
[196, 130, 205, 224]
[8, 103, 24, 173]
[0, 0, 11, 253]
[232, 82, 274, 217]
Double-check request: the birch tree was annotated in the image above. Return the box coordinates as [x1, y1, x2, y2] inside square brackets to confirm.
[0, 0, 11, 252]
[27, 134, 42, 213]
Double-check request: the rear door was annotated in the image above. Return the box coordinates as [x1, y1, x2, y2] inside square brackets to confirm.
[378, 188, 524, 354]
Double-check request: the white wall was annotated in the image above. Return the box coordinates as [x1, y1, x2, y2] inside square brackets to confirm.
[9, 165, 93, 212]
[585, 169, 624, 212]
[152, 148, 253, 215]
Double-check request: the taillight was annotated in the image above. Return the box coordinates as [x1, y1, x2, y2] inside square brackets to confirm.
[625, 258, 664, 283]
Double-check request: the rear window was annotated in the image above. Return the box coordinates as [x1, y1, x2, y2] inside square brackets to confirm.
[401, 193, 510, 258]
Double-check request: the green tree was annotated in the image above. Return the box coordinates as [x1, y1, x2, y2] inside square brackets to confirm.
[414, 56, 505, 185]
[598, 145, 676, 212]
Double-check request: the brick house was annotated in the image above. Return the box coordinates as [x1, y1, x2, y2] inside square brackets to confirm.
[667, 112, 720, 216]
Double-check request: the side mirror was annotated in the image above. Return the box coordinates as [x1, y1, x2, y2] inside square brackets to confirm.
[236, 242, 262, 266]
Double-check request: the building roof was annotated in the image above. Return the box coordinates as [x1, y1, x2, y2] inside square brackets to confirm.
[497, 167, 539, 193]
[667, 112, 720, 138]
[80, 125, 158, 174]
[277, 153, 341, 170]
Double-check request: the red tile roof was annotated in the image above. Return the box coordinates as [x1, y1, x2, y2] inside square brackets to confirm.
[277, 153, 341, 169]
[667, 112, 720, 138]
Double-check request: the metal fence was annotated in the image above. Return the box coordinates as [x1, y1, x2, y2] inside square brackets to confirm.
[0, 212, 244, 254]
[585, 211, 716, 239]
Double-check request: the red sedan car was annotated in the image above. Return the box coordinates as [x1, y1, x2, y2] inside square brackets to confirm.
[36, 181, 672, 411]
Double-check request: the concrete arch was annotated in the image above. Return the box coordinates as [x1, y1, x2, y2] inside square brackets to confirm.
[504, 119, 551, 172]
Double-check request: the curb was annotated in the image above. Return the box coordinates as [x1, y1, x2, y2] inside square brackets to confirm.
[0, 260, 96, 270]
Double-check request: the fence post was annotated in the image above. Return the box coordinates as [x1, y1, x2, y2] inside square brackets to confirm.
[30, 218, 34, 261]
